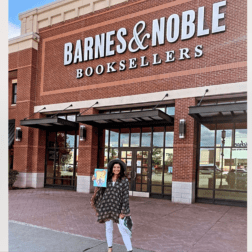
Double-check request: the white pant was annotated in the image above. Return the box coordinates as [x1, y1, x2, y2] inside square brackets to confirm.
[105, 219, 133, 251]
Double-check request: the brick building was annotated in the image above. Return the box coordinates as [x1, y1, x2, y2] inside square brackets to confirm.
[8, 0, 247, 206]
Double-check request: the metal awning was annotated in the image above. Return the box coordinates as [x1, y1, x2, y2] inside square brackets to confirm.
[20, 117, 79, 130]
[188, 102, 247, 123]
[9, 119, 15, 147]
[77, 110, 174, 128]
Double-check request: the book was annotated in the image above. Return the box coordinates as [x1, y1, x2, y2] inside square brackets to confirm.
[93, 169, 108, 187]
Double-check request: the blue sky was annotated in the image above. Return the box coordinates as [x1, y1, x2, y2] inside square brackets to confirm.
[8, 0, 57, 39]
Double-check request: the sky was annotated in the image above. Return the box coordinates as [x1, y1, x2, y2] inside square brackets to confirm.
[8, 0, 58, 39]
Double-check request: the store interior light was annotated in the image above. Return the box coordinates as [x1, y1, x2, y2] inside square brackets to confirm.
[80, 125, 86, 141]
[222, 129, 226, 139]
[15, 127, 22, 141]
[179, 119, 186, 139]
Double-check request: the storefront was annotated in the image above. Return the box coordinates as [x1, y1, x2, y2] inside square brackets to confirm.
[8, 0, 247, 206]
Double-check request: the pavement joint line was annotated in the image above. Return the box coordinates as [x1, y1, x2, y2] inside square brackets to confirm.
[190, 206, 232, 248]
[9, 220, 104, 242]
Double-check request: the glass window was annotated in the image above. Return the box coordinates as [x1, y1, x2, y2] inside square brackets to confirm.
[110, 129, 119, 147]
[130, 128, 140, 147]
[165, 126, 174, 147]
[199, 148, 214, 166]
[105, 130, 109, 148]
[166, 106, 175, 116]
[120, 128, 129, 147]
[12, 83, 17, 104]
[141, 127, 151, 147]
[200, 124, 215, 147]
[153, 127, 164, 147]
[67, 114, 76, 122]
[48, 132, 56, 148]
[66, 131, 75, 148]
[57, 132, 65, 148]
[164, 149, 173, 186]
[216, 127, 232, 147]
[234, 129, 247, 148]
[152, 148, 163, 185]
[58, 115, 66, 120]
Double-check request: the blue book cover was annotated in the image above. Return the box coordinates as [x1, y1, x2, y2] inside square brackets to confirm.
[93, 169, 108, 187]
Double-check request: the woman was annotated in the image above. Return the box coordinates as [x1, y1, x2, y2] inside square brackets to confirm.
[90, 159, 133, 252]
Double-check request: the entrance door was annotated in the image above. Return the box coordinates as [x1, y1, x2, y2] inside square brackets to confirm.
[119, 148, 151, 196]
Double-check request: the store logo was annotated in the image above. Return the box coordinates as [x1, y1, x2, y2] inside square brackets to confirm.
[63, 1, 227, 78]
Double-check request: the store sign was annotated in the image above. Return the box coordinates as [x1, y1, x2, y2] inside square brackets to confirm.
[63, 1, 227, 78]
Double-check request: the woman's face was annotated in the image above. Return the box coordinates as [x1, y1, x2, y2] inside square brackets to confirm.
[113, 163, 121, 175]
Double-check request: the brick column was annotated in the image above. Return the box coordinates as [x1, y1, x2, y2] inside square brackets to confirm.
[77, 108, 99, 193]
[11, 48, 43, 188]
[172, 98, 198, 204]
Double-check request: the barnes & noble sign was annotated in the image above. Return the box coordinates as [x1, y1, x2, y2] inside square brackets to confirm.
[63, 1, 227, 79]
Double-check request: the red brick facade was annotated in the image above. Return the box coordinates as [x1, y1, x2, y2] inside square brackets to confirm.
[8, 0, 247, 189]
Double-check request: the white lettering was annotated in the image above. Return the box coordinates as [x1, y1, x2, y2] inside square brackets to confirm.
[197, 7, 210, 37]
[140, 56, 150, 67]
[106, 30, 116, 56]
[64, 42, 73, 66]
[85, 67, 94, 76]
[119, 60, 126, 71]
[181, 10, 196, 40]
[129, 58, 137, 69]
[116, 28, 127, 54]
[107, 62, 117, 73]
[212, 1, 226, 33]
[167, 14, 180, 43]
[76, 69, 83, 78]
[73, 40, 83, 64]
[84, 37, 94, 61]
[195, 45, 203, 58]
[179, 48, 191, 60]
[96, 65, 104, 75]
[95, 33, 105, 59]
[153, 53, 162, 65]
[152, 17, 165, 47]
[165, 50, 175, 62]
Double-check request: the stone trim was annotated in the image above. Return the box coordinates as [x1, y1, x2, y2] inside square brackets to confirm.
[8, 32, 40, 54]
[34, 81, 247, 113]
[18, 0, 128, 34]
[172, 181, 195, 204]
[76, 175, 95, 193]
[13, 172, 44, 188]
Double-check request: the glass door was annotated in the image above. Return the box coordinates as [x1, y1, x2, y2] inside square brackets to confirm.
[119, 148, 151, 193]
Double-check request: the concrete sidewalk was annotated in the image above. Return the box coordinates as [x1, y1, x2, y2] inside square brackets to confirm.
[9, 221, 150, 252]
[9, 188, 247, 252]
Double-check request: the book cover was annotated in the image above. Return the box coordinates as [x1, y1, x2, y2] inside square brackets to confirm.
[93, 169, 108, 187]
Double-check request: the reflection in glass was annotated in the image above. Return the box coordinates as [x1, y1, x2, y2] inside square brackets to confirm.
[199, 148, 214, 166]
[197, 189, 213, 198]
[104, 148, 108, 167]
[120, 128, 129, 147]
[164, 187, 171, 195]
[166, 107, 175, 115]
[142, 184, 147, 192]
[215, 190, 246, 201]
[235, 129, 247, 147]
[165, 131, 174, 147]
[131, 128, 140, 147]
[216, 129, 232, 147]
[152, 186, 162, 194]
[152, 148, 163, 185]
[109, 148, 118, 159]
[200, 124, 215, 147]
[121, 151, 126, 158]
[164, 149, 173, 186]
[105, 130, 109, 148]
[141, 128, 151, 147]
[198, 168, 214, 189]
[110, 129, 119, 147]
[57, 132, 65, 147]
[136, 184, 141, 191]
[66, 131, 75, 148]
[153, 127, 164, 147]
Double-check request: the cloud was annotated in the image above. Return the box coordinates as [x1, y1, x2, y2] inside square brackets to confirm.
[8, 22, 20, 39]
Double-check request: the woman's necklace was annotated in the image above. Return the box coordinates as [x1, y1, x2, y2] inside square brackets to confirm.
[112, 175, 118, 182]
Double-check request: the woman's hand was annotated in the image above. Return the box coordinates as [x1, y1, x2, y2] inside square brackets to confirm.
[119, 214, 125, 219]
[92, 175, 96, 181]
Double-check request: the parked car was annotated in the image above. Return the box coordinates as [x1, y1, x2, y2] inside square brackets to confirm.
[226, 169, 247, 190]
